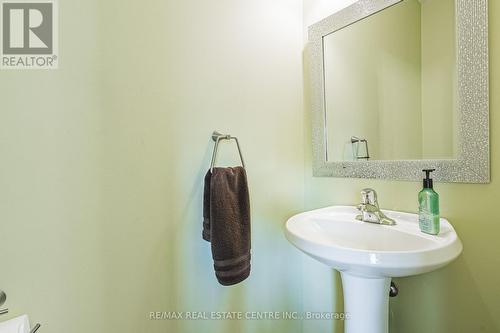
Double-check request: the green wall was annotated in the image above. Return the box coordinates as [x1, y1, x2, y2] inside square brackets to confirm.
[0, 0, 306, 332]
[0, 1, 106, 331]
[303, 1, 500, 332]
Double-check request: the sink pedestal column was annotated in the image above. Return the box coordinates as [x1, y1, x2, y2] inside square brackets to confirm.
[341, 272, 391, 333]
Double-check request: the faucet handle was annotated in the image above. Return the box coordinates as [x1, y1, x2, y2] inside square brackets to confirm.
[360, 188, 378, 206]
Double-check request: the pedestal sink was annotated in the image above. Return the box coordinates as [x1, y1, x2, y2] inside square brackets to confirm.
[285, 206, 462, 333]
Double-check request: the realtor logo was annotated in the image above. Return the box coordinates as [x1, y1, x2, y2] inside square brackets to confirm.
[1, 0, 58, 69]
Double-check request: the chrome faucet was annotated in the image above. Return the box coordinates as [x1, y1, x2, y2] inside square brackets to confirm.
[355, 189, 396, 225]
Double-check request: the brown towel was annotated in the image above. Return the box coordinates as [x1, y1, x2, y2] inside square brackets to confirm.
[202, 166, 251, 286]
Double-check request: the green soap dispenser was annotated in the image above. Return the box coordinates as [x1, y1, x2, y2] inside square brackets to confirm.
[418, 169, 440, 235]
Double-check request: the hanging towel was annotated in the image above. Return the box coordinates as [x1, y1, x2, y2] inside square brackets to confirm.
[202, 166, 251, 286]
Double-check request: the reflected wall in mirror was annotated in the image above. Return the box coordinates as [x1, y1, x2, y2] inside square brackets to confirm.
[309, 0, 489, 182]
[324, 0, 456, 161]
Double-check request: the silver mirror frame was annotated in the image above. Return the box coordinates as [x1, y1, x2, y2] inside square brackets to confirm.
[309, 0, 489, 183]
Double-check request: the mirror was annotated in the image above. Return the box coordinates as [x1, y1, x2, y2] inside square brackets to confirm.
[308, 0, 489, 182]
[324, 0, 456, 161]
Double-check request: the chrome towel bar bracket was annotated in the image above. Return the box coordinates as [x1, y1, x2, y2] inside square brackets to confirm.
[210, 131, 246, 173]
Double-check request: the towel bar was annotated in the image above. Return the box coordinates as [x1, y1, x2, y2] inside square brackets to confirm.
[210, 131, 245, 172]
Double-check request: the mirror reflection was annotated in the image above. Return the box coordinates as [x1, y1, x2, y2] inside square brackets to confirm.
[323, 0, 456, 161]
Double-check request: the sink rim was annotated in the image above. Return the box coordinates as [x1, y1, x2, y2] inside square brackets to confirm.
[285, 205, 463, 278]
[286, 206, 459, 255]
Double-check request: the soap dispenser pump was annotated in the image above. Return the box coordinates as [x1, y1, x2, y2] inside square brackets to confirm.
[418, 169, 440, 235]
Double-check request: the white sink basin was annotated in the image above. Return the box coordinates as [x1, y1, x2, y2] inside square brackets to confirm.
[285, 206, 462, 278]
[285, 206, 463, 333]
